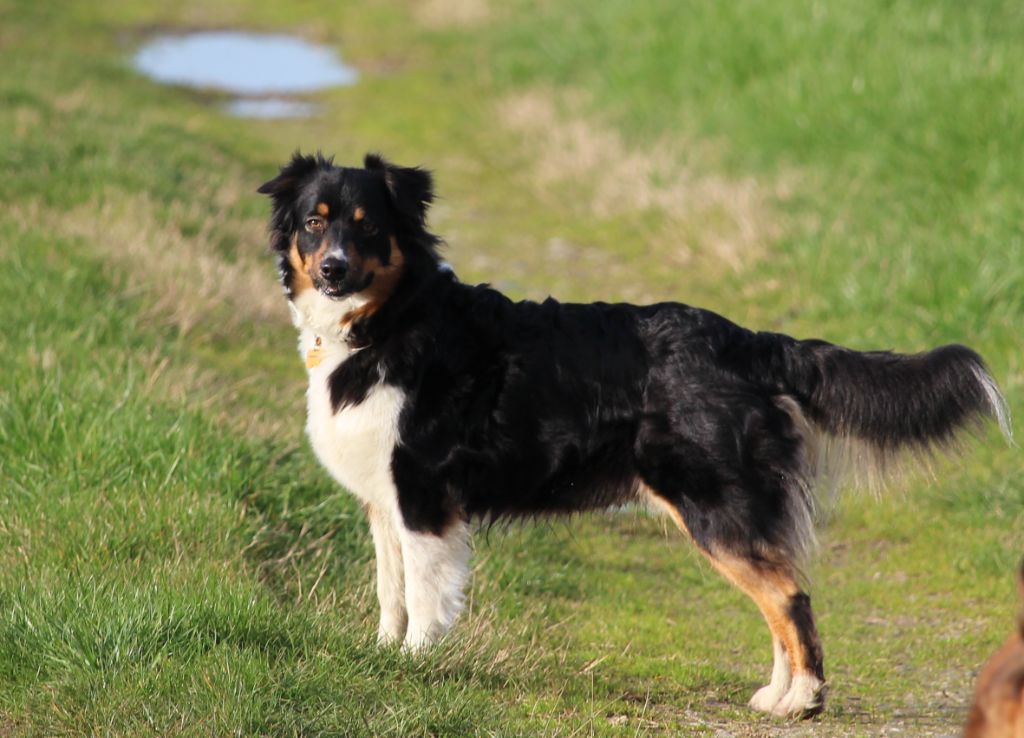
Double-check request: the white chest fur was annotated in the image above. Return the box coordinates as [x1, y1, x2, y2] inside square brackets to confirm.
[291, 290, 405, 508]
[305, 363, 404, 506]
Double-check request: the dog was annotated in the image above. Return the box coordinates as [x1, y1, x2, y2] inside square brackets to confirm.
[964, 559, 1024, 737]
[257, 152, 1011, 718]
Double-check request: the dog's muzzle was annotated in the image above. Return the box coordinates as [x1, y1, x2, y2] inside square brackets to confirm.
[318, 255, 349, 297]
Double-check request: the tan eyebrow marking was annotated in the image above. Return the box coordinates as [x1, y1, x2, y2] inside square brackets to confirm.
[352, 206, 365, 222]
[316, 202, 330, 217]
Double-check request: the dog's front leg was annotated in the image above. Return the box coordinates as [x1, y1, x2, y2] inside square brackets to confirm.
[367, 505, 407, 644]
[398, 519, 471, 652]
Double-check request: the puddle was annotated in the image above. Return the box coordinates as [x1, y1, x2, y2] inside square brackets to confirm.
[133, 31, 358, 118]
[225, 98, 318, 119]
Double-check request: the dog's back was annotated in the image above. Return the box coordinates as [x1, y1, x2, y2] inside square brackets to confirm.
[965, 560, 1024, 738]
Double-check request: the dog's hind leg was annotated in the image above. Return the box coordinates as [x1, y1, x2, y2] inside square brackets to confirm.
[367, 504, 408, 644]
[398, 518, 472, 652]
[700, 548, 826, 718]
[643, 488, 826, 718]
[636, 385, 827, 716]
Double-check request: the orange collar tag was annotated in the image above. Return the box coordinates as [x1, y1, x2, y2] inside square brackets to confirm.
[305, 348, 324, 369]
[305, 336, 324, 369]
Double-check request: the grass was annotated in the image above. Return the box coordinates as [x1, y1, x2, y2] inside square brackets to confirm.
[0, 0, 1021, 735]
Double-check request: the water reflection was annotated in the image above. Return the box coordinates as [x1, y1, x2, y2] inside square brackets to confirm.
[134, 31, 357, 118]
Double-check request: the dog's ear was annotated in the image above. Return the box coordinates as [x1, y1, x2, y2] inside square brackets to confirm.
[258, 152, 328, 251]
[364, 153, 434, 224]
[257, 151, 324, 197]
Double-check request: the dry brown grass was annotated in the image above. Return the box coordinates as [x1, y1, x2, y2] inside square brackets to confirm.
[497, 90, 791, 272]
[53, 194, 283, 336]
[27, 190, 301, 439]
[414, 0, 491, 29]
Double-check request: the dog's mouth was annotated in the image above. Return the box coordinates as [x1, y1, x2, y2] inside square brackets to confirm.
[319, 281, 351, 299]
[316, 272, 374, 300]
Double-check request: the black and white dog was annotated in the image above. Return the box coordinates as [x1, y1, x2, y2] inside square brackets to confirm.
[258, 152, 1010, 718]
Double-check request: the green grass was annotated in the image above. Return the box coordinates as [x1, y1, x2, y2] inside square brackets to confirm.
[1, 0, 1021, 735]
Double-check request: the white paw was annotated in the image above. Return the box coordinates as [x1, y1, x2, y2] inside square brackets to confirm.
[749, 681, 788, 713]
[377, 617, 407, 646]
[376, 607, 408, 645]
[401, 622, 443, 653]
[771, 674, 826, 718]
[400, 638, 427, 654]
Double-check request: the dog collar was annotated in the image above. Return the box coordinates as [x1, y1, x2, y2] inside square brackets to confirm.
[306, 336, 324, 369]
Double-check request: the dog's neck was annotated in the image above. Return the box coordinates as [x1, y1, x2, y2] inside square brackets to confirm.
[287, 262, 456, 371]
[288, 289, 367, 368]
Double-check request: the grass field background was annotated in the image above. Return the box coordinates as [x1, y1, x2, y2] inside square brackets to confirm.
[1, 0, 1021, 735]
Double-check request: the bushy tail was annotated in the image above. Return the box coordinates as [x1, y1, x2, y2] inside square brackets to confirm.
[768, 337, 1012, 486]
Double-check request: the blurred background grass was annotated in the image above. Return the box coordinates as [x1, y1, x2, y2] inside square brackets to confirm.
[0, 0, 1021, 735]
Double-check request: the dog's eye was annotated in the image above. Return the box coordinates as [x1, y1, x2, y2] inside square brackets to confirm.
[347, 214, 377, 235]
[305, 217, 325, 233]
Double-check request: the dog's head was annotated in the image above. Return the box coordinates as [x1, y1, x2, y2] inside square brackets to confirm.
[258, 152, 439, 315]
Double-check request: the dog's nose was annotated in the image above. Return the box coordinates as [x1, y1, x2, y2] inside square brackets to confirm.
[320, 257, 347, 282]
